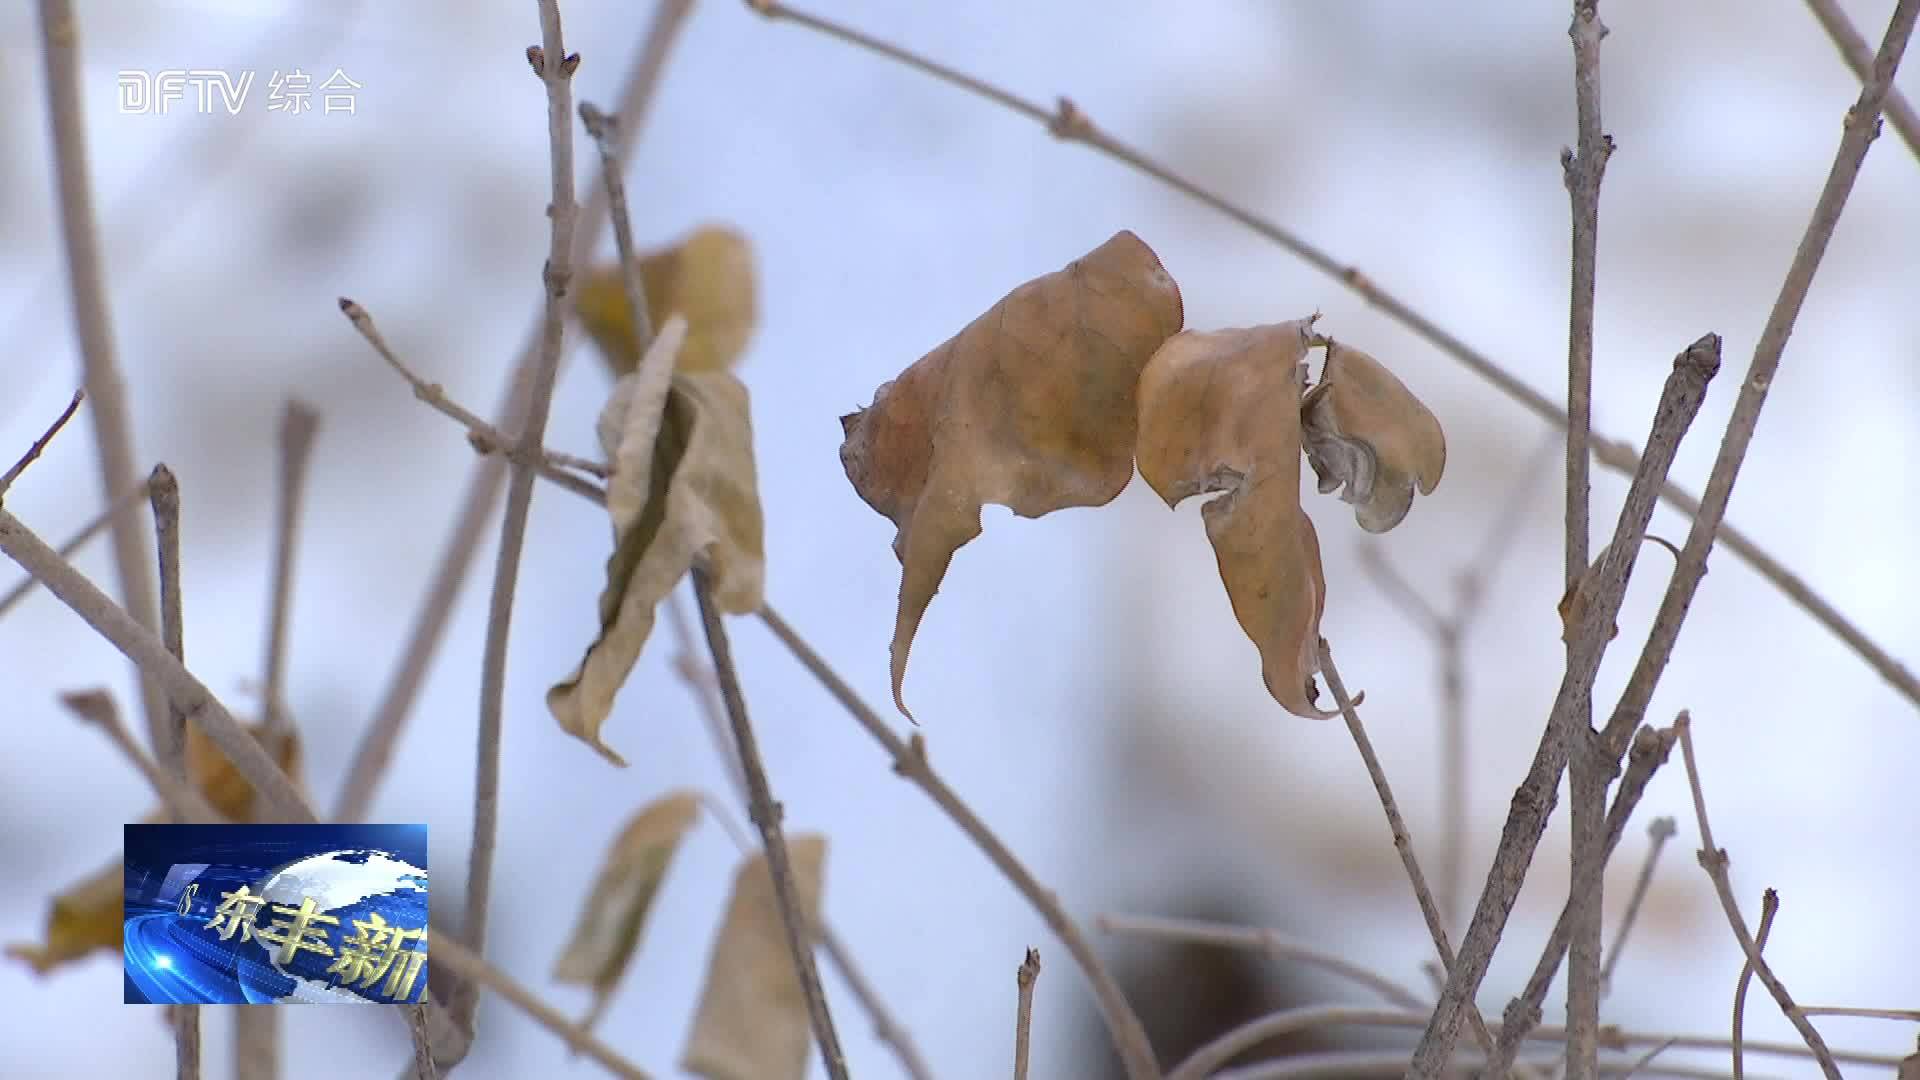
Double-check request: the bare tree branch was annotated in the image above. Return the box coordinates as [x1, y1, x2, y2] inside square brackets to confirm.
[334, 0, 696, 826]
[0, 389, 85, 499]
[1420, 335, 1721, 1076]
[1677, 714, 1839, 1079]
[1015, 948, 1040, 1080]
[1095, 913, 1426, 1012]
[60, 689, 224, 824]
[1732, 888, 1780, 1080]
[755, 603, 1161, 1080]
[1485, 723, 1679, 1078]
[145, 465, 200, 1080]
[691, 573, 850, 1079]
[35, 0, 171, 756]
[1600, 815, 1677, 992]
[449, 0, 581, 1045]
[1804, 0, 1920, 161]
[1316, 641, 1504, 1064]
[1560, 4, 1615, 1074]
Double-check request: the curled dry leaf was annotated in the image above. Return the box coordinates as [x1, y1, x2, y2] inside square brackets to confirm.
[1136, 319, 1339, 719]
[5, 859, 122, 975]
[575, 223, 758, 375]
[553, 790, 702, 1030]
[550, 324, 766, 766]
[839, 230, 1184, 717]
[1301, 340, 1446, 533]
[683, 834, 828, 1080]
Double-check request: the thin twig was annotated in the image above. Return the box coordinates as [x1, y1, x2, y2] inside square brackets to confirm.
[242, 401, 317, 1080]
[1618, 1040, 1680, 1080]
[1485, 724, 1679, 1079]
[579, 102, 657, 356]
[1170, 1004, 1895, 1080]
[1416, 335, 1721, 1076]
[1804, 0, 1920, 161]
[428, 935, 652, 1080]
[1015, 948, 1040, 1080]
[0, 388, 84, 498]
[451, 0, 581, 1044]
[1600, 816, 1676, 992]
[1799, 1007, 1920, 1022]
[1218, 1047, 1733, 1080]
[261, 400, 318, 736]
[1561, 5, 1614, 1075]
[336, 299, 608, 505]
[745, 0, 1920, 713]
[0, 473, 153, 619]
[36, 0, 170, 755]
[1316, 641, 1504, 1064]
[145, 465, 199, 1080]
[755, 603, 1161, 1080]
[1732, 888, 1780, 1080]
[60, 689, 224, 824]
[334, 0, 696, 827]
[667, 589, 937, 1080]
[1677, 714, 1840, 1079]
[693, 572, 850, 1079]
[1094, 913, 1426, 1011]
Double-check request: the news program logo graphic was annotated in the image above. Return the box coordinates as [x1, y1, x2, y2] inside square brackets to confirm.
[123, 823, 428, 1005]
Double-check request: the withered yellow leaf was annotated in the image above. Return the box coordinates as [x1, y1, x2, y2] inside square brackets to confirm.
[1136, 319, 1337, 719]
[549, 325, 766, 766]
[839, 230, 1184, 717]
[5, 859, 123, 975]
[552, 790, 701, 1022]
[576, 224, 757, 375]
[1301, 340, 1446, 533]
[187, 721, 303, 823]
[683, 835, 827, 1080]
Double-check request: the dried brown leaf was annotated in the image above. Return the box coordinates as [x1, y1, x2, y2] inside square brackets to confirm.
[839, 230, 1184, 716]
[5, 859, 123, 975]
[553, 790, 702, 1024]
[1301, 340, 1446, 533]
[683, 834, 828, 1080]
[1136, 319, 1338, 719]
[575, 223, 758, 375]
[549, 331, 766, 766]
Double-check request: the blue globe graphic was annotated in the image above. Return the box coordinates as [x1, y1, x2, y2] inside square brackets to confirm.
[231, 848, 430, 1005]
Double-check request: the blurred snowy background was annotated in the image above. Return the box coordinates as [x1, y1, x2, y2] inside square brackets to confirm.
[2, 0, 1917, 1077]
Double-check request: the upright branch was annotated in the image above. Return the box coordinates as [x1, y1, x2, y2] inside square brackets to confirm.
[1732, 889, 1781, 1080]
[755, 604, 1162, 1080]
[36, 0, 170, 753]
[1414, 335, 1720, 1077]
[146, 465, 200, 1080]
[691, 575, 849, 1079]
[1561, 5, 1614, 1076]
[1676, 714, 1839, 1079]
[262, 401, 318, 735]
[333, 0, 696, 824]
[1015, 948, 1040, 1080]
[744, 0, 1920, 713]
[452, 0, 581, 1043]
[1485, 723, 1679, 1078]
